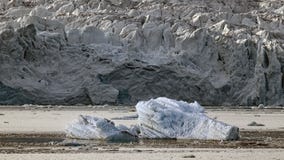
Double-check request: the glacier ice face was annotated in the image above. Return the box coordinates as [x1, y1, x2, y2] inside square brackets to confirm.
[136, 97, 239, 140]
[0, 0, 283, 106]
[66, 98, 239, 140]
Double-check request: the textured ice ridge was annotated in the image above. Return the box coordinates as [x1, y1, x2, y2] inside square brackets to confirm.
[66, 98, 239, 140]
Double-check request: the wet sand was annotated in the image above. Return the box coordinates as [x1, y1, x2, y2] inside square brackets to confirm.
[0, 106, 283, 159]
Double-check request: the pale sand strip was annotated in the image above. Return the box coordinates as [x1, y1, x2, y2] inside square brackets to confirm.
[0, 148, 283, 160]
[0, 109, 284, 133]
[0, 109, 283, 133]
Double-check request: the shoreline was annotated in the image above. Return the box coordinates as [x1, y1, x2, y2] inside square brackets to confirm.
[0, 106, 283, 159]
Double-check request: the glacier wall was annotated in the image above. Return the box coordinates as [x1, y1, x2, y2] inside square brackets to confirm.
[0, 0, 283, 106]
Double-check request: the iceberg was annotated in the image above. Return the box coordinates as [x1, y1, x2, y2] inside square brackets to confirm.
[65, 97, 239, 141]
[65, 115, 137, 142]
[136, 97, 239, 140]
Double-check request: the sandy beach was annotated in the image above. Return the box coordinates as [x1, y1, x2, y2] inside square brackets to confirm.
[0, 107, 283, 133]
[0, 106, 283, 159]
[1, 148, 284, 160]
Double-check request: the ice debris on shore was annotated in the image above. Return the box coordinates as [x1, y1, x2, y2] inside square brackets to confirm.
[65, 115, 138, 142]
[65, 97, 239, 141]
[136, 97, 239, 140]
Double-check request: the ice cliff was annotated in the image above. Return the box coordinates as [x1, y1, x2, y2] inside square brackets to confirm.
[0, 0, 283, 106]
